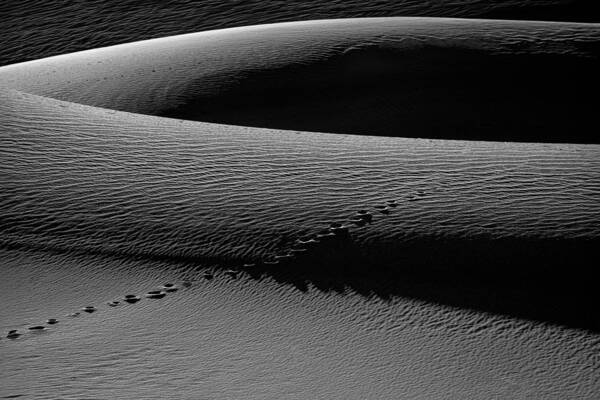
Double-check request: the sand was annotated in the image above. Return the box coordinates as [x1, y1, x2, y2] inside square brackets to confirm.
[1, 16, 599, 399]
[2, 0, 598, 66]
[2, 248, 600, 399]
[2, 18, 599, 142]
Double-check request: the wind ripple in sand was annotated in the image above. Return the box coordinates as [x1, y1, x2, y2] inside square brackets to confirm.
[2, 0, 599, 66]
[1, 17, 600, 326]
[1, 16, 600, 399]
[2, 18, 599, 143]
[1, 247, 600, 399]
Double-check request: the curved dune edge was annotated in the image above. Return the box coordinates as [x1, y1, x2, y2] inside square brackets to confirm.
[1, 18, 599, 330]
[2, 83, 600, 330]
[2, 17, 600, 400]
[0, 0, 600, 65]
[1, 17, 599, 142]
[3, 0, 600, 68]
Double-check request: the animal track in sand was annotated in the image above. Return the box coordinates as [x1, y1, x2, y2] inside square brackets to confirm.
[249, 192, 431, 274]
[4, 192, 428, 342]
[145, 290, 167, 299]
[28, 326, 46, 331]
[6, 330, 21, 339]
[124, 294, 141, 303]
[3, 282, 189, 341]
[162, 283, 178, 292]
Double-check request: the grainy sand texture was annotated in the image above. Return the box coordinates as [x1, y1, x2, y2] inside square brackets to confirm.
[1, 7, 599, 400]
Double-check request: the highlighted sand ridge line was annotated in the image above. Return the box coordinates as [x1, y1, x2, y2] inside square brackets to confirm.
[1, 16, 600, 400]
[3, 189, 428, 341]
[1, 18, 599, 143]
[1, 17, 599, 333]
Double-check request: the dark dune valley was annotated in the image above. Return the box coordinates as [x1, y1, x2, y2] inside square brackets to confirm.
[1, 0, 599, 66]
[1, 2, 599, 399]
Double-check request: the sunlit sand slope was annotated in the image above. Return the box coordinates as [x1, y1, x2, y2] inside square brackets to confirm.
[1, 17, 600, 399]
[1, 247, 599, 399]
[2, 87, 598, 256]
[1, 86, 599, 329]
[1, 18, 599, 142]
[2, 0, 599, 66]
[1, 18, 599, 328]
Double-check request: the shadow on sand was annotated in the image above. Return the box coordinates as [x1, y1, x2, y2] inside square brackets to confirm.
[240, 234, 599, 333]
[4, 231, 598, 333]
[163, 45, 600, 144]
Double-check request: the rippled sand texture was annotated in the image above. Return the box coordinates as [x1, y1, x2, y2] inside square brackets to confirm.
[1, 248, 599, 399]
[1, 0, 598, 66]
[2, 18, 599, 142]
[1, 16, 600, 400]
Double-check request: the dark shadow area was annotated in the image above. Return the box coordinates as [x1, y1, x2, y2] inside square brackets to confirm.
[244, 233, 600, 333]
[3, 231, 599, 332]
[162, 44, 600, 143]
[2, 0, 600, 66]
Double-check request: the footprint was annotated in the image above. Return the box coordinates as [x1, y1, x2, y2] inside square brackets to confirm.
[6, 330, 21, 339]
[356, 210, 373, 223]
[316, 229, 336, 240]
[4, 187, 427, 344]
[145, 290, 166, 299]
[329, 222, 349, 236]
[161, 283, 178, 292]
[374, 205, 390, 214]
[350, 210, 373, 226]
[124, 295, 141, 304]
[28, 326, 46, 331]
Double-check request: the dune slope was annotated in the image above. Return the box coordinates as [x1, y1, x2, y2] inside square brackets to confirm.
[1, 18, 599, 142]
[2, 0, 599, 66]
[1, 17, 600, 399]
[1, 87, 599, 330]
[2, 247, 600, 399]
[1, 18, 599, 329]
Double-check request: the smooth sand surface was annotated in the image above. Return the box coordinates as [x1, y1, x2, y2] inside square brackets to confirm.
[1, 17, 599, 399]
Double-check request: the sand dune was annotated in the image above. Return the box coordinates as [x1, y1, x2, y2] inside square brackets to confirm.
[2, 0, 599, 66]
[2, 18, 599, 142]
[1, 17, 600, 399]
[2, 247, 600, 399]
